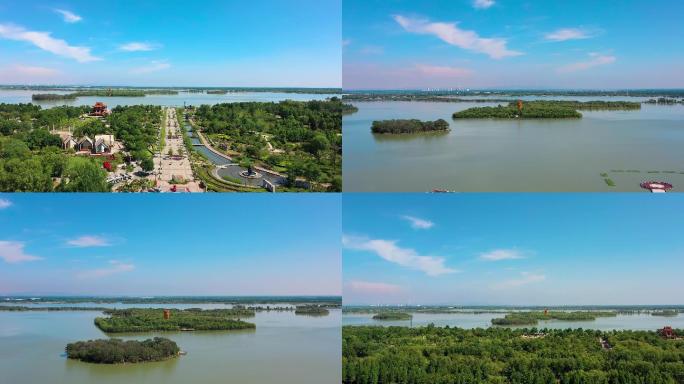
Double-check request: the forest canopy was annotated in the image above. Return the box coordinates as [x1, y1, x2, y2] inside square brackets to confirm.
[343, 325, 684, 384]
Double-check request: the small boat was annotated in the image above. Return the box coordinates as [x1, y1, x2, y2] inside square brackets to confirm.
[640, 181, 673, 193]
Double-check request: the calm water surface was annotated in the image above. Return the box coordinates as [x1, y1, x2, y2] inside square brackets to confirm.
[343, 312, 684, 331]
[0, 303, 340, 384]
[343, 100, 684, 192]
[0, 90, 336, 108]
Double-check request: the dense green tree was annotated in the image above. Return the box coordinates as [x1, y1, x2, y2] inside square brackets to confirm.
[59, 157, 109, 192]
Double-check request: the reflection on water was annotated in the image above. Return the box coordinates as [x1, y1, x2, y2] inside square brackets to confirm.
[0, 305, 340, 384]
[344, 100, 684, 192]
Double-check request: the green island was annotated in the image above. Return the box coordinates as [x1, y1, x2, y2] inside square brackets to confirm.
[66, 337, 180, 364]
[294, 305, 330, 316]
[372, 312, 413, 320]
[94, 308, 256, 333]
[452, 101, 640, 119]
[342, 104, 359, 114]
[343, 325, 684, 384]
[491, 311, 617, 326]
[32, 89, 178, 100]
[188, 98, 342, 191]
[370, 119, 449, 134]
[0, 103, 161, 192]
[652, 310, 679, 317]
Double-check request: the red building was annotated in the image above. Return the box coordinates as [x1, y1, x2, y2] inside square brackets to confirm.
[90, 102, 110, 117]
[659, 326, 675, 339]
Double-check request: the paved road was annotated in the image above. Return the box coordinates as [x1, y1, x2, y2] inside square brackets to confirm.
[153, 108, 203, 192]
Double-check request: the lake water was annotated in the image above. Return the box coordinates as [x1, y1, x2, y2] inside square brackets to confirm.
[343, 312, 684, 331]
[343, 100, 684, 192]
[0, 303, 340, 384]
[0, 90, 337, 108]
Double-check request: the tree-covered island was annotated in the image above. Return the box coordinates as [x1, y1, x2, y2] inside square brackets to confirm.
[94, 308, 256, 333]
[66, 337, 180, 364]
[491, 311, 617, 326]
[652, 310, 679, 317]
[372, 312, 413, 320]
[452, 100, 640, 119]
[370, 119, 449, 134]
[294, 305, 330, 316]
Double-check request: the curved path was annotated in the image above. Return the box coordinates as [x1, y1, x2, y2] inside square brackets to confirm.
[189, 122, 288, 187]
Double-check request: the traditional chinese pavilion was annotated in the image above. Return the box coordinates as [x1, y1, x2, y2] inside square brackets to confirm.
[90, 102, 110, 117]
[659, 326, 676, 339]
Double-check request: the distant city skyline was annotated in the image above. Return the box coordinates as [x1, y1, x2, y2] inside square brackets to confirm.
[343, 0, 684, 89]
[343, 194, 684, 306]
[0, 0, 341, 87]
[0, 194, 341, 296]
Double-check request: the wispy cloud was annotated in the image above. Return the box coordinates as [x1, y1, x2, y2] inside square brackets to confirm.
[557, 53, 616, 73]
[342, 39, 352, 47]
[393, 15, 521, 59]
[55, 9, 82, 23]
[473, 0, 495, 9]
[545, 28, 592, 42]
[415, 64, 473, 78]
[77, 260, 135, 279]
[479, 249, 525, 261]
[0, 198, 11, 209]
[0, 24, 101, 63]
[119, 42, 160, 52]
[131, 61, 171, 74]
[67, 235, 111, 248]
[343, 235, 458, 276]
[359, 45, 384, 55]
[493, 272, 545, 289]
[0, 241, 43, 263]
[401, 215, 435, 229]
[346, 280, 402, 294]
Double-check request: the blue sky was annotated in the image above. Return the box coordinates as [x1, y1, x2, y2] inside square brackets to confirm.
[0, 0, 341, 87]
[343, 194, 684, 305]
[343, 0, 684, 89]
[0, 194, 341, 296]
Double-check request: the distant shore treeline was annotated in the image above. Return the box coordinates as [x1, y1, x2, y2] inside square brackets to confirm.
[31, 89, 178, 100]
[1, 296, 342, 306]
[344, 89, 684, 98]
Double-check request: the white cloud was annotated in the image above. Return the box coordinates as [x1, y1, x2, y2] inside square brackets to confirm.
[67, 235, 111, 248]
[401, 215, 435, 229]
[545, 28, 592, 42]
[480, 249, 525, 261]
[0, 198, 11, 209]
[557, 53, 616, 73]
[415, 64, 473, 78]
[473, 0, 495, 9]
[342, 39, 352, 47]
[493, 272, 545, 289]
[131, 61, 171, 74]
[0, 241, 43, 263]
[77, 260, 135, 279]
[343, 235, 458, 276]
[393, 15, 521, 59]
[55, 9, 82, 23]
[0, 24, 100, 63]
[346, 280, 402, 295]
[119, 42, 159, 52]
